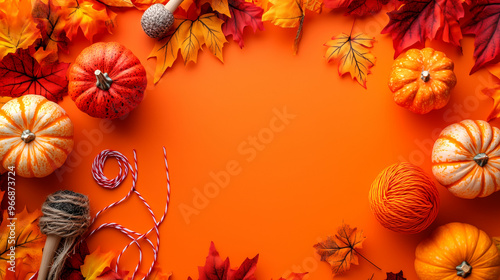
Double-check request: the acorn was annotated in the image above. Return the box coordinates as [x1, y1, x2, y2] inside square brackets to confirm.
[141, 0, 183, 39]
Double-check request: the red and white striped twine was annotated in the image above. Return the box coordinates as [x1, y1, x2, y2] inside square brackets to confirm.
[84, 147, 171, 280]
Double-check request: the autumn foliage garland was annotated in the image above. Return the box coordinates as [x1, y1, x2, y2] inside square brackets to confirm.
[2, 0, 500, 93]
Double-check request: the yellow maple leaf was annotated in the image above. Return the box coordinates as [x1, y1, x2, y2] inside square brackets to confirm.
[324, 32, 375, 88]
[263, 0, 321, 27]
[149, 12, 227, 83]
[199, 0, 230, 16]
[262, 0, 322, 53]
[53, 0, 117, 42]
[0, 0, 41, 60]
[81, 247, 115, 280]
[0, 208, 45, 279]
[195, 14, 226, 61]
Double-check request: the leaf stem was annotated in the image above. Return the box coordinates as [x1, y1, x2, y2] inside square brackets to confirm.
[350, 18, 357, 36]
[294, 15, 305, 54]
[354, 249, 381, 271]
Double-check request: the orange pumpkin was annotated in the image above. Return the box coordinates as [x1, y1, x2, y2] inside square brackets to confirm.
[432, 120, 500, 199]
[389, 48, 457, 114]
[0, 95, 74, 178]
[415, 222, 500, 280]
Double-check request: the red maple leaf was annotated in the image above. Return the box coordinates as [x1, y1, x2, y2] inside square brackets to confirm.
[59, 241, 90, 280]
[228, 254, 259, 280]
[0, 47, 69, 102]
[192, 243, 307, 280]
[193, 242, 259, 280]
[324, 0, 389, 16]
[218, 0, 264, 48]
[462, 0, 500, 74]
[386, 271, 406, 280]
[381, 0, 465, 57]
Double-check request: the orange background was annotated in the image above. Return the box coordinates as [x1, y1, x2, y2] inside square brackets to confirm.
[17, 6, 500, 280]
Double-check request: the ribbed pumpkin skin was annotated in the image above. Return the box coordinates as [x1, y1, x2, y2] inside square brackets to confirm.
[0, 95, 74, 178]
[68, 42, 147, 119]
[432, 120, 500, 199]
[389, 48, 457, 114]
[415, 223, 500, 280]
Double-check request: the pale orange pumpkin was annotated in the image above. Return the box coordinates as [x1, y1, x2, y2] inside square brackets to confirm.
[0, 95, 74, 178]
[389, 48, 457, 114]
[415, 222, 500, 280]
[432, 120, 500, 199]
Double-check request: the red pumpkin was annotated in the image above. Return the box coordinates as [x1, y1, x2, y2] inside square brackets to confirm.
[68, 42, 147, 119]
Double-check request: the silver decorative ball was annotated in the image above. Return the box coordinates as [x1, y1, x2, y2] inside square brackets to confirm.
[141, 4, 175, 39]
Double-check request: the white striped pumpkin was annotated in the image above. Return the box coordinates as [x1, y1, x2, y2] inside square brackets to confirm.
[0, 95, 74, 178]
[432, 120, 500, 199]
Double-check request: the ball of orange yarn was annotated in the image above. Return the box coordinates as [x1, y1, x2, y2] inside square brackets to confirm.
[369, 162, 440, 234]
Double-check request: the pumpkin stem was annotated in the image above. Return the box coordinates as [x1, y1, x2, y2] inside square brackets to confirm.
[456, 261, 472, 278]
[473, 153, 489, 167]
[21, 130, 36, 143]
[95, 70, 113, 91]
[421, 70, 431, 82]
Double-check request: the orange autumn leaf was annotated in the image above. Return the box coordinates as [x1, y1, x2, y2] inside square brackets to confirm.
[262, 0, 322, 53]
[0, 208, 45, 279]
[100, 0, 135, 7]
[0, 0, 41, 60]
[250, 0, 270, 11]
[482, 84, 500, 122]
[489, 64, 500, 78]
[81, 247, 115, 280]
[278, 272, 309, 280]
[149, 9, 227, 83]
[0, 97, 11, 108]
[200, 0, 231, 15]
[150, 271, 173, 280]
[483, 65, 500, 121]
[133, 0, 168, 10]
[325, 32, 375, 88]
[3, 254, 42, 280]
[53, 0, 117, 42]
[32, 0, 70, 65]
[313, 223, 374, 277]
[135, 266, 172, 280]
[494, 237, 500, 251]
